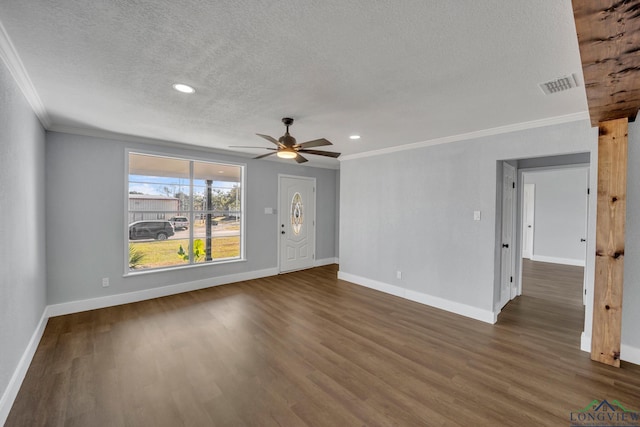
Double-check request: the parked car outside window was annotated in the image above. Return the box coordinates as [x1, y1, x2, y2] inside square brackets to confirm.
[129, 220, 175, 241]
[169, 216, 190, 230]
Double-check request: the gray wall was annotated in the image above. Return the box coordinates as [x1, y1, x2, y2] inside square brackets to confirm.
[340, 120, 596, 315]
[45, 132, 338, 304]
[0, 62, 46, 404]
[523, 168, 588, 264]
[623, 120, 640, 350]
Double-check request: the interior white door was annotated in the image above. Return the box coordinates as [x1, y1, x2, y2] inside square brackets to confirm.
[279, 176, 316, 273]
[522, 183, 535, 259]
[500, 163, 516, 308]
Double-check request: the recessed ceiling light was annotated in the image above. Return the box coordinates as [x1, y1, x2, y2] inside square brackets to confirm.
[218, 170, 224, 173]
[172, 83, 195, 94]
[349, 135, 361, 140]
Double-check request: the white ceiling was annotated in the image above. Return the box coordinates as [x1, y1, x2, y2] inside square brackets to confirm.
[0, 1, 588, 167]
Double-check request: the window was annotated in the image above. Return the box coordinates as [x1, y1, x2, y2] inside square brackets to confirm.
[127, 152, 244, 272]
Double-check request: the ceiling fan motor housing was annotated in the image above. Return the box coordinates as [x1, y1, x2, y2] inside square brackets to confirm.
[280, 118, 296, 147]
[279, 134, 297, 147]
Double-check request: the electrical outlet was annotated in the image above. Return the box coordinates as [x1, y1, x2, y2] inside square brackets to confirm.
[474, 210, 481, 221]
[396, 271, 402, 280]
[102, 277, 109, 288]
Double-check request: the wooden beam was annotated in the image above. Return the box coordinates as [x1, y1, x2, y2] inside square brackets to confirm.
[572, 1, 640, 126]
[591, 117, 627, 367]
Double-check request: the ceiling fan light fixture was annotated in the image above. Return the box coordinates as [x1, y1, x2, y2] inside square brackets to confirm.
[277, 149, 297, 159]
[172, 83, 195, 94]
[231, 118, 339, 163]
[349, 135, 361, 140]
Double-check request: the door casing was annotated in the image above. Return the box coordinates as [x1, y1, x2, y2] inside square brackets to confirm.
[500, 162, 517, 308]
[522, 183, 535, 260]
[278, 174, 316, 273]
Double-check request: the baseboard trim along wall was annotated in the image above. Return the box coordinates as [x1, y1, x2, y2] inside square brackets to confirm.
[580, 332, 591, 353]
[621, 344, 640, 366]
[337, 270, 497, 324]
[314, 257, 339, 267]
[0, 311, 48, 426]
[579, 332, 639, 365]
[47, 267, 280, 317]
[531, 255, 585, 267]
[48, 261, 341, 318]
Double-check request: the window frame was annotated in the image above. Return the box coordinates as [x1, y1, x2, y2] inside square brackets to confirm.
[124, 148, 246, 276]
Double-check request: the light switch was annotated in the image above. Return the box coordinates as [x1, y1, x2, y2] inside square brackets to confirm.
[474, 211, 481, 221]
[264, 207, 273, 214]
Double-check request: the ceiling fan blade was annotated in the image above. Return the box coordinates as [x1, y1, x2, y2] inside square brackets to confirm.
[254, 152, 277, 159]
[298, 149, 341, 158]
[229, 146, 276, 150]
[256, 133, 282, 147]
[295, 154, 308, 163]
[297, 138, 332, 149]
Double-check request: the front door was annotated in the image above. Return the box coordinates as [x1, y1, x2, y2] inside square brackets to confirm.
[279, 175, 316, 273]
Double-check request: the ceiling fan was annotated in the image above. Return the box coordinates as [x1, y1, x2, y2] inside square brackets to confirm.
[230, 118, 341, 163]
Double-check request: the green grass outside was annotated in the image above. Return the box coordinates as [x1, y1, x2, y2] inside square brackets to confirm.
[129, 236, 240, 270]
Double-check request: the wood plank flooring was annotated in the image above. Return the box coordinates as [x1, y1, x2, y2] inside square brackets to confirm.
[521, 258, 584, 307]
[7, 263, 640, 426]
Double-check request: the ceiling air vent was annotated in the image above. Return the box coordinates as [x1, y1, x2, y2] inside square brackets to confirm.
[539, 74, 579, 95]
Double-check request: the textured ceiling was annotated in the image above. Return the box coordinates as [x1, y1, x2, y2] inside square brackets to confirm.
[0, 0, 588, 167]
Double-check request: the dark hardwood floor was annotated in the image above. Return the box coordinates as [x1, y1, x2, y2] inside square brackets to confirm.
[7, 263, 640, 426]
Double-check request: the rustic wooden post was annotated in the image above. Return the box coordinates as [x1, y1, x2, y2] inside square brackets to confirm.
[591, 118, 627, 367]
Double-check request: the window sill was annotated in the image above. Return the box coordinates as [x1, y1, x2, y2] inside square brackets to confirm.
[124, 257, 247, 278]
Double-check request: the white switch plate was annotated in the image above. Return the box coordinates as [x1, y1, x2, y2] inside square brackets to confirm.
[102, 277, 109, 287]
[474, 211, 481, 221]
[264, 207, 273, 214]
[396, 271, 402, 279]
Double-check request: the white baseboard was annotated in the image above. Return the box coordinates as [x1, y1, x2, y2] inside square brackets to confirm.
[580, 331, 591, 353]
[621, 344, 640, 366]
[531, 255, 585, 267]
[0, 310, 48, 426]
[314, 257, 339, 267]
[579, 332, 639, 366]
[337, 271, 496, 324]
[47, 267, 279, 317]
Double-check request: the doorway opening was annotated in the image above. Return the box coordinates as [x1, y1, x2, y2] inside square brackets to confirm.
[520, 166, 589, 306]
[496, 153, 591, 345]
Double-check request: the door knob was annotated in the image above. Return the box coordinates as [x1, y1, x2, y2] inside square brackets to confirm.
[281, 230, 285, 235]
[527, 225, 532, 228]
[502, 244, 509, 248]
[580, 238, 586, 242]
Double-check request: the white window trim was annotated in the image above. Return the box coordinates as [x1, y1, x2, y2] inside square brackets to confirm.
[124, 148, 247, 276]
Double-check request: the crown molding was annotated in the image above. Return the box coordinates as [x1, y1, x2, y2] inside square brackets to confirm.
[340, 111, 591, 162]
[0, 19, 51, 128]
